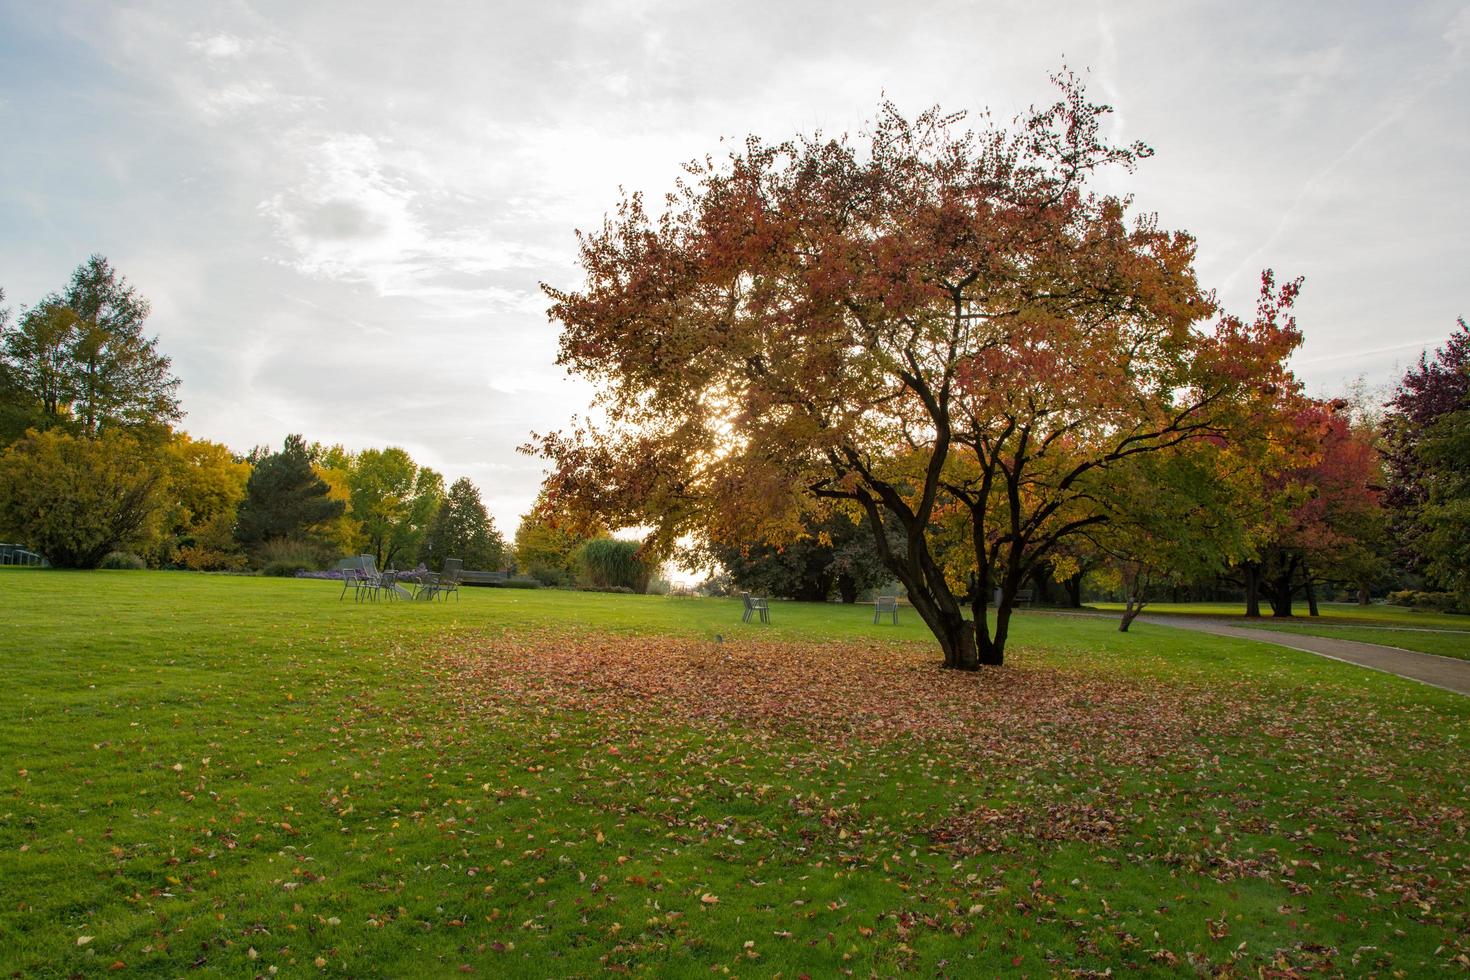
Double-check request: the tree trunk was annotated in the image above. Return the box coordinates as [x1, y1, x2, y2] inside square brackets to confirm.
[1268, 577, 1294, 617]
[836, 574, 858, 604]
[1264, 554, 1297, 617]
[1063, 571, 1083, 608]
[936, 611, 980, 670]
[1030, 566, 1057, 605]
[1119, 606, 1141, 631]
[1305, 576, 1319, 617]
[1119, 566, 1147, 631]
[865, 515, 981, 669]
[979, 607, 1006, 666]
[1244, 563, 1262, 618]
[1357, 587, 1370, 606]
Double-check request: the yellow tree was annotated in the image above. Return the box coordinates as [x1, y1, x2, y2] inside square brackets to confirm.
[164, 433, 251, 569]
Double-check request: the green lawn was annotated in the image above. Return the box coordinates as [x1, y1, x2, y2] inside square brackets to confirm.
[3, 571, 1468, 976]
[1091, 601, 1470, 659]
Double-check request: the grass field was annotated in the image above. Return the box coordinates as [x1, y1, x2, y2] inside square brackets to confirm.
[3, 571, 1468, 976]
[1091, 601, 1470, 660]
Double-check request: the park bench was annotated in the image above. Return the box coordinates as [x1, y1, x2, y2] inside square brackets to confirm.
[991, 587, 1035, 607]
[461, 570, 510, 586]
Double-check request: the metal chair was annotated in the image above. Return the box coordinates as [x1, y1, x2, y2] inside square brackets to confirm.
[339, 558, 361, 602]
[379, 568, 400, 600]
[740, 591, 769, 624]
[357, 555, 383, 602]
[436, 558, 463, 601]
[873, 595, 899, 624]
[412, 566, 440, 601]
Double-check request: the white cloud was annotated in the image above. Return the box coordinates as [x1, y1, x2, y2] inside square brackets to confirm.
[255, 130, 556, 315]
[1446, 5, 1470, 56]
[187, 31, 250, 61]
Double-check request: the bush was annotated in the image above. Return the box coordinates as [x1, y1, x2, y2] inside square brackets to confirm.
[577, 538, 653, 593]
[0, 429, 167, 568]
[575, 584, 635, 594]
[528, 564, 574, 587]
[697, 571, 738, 597]
[1386, 590, 1468, 614]
[175, 544, 249, 572]
[262, 559, 308, 577]
[253, 537, 336, 572]
[99, 551, 146, 570]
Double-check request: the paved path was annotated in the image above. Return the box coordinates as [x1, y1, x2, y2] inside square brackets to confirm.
[1139, 615, 1470, 696]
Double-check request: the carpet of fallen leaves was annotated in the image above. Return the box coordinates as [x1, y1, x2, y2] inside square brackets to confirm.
[427, 629, 1470, 974]
[439, 632, 1247, 753]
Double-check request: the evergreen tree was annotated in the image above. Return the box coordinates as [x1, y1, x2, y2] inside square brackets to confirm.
[63, 255, 181, 434]
[235, 434, 344, 550]
[419, 477, 505, 571]
[0, 257, 182, 437]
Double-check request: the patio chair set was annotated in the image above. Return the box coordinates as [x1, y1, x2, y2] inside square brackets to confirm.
[340, 555, 463, 603]
[738, 591, 904, 625]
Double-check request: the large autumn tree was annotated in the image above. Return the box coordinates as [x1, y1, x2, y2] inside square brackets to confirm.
[533, 74, 1300, 668]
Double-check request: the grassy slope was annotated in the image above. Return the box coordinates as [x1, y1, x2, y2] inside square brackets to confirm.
[2, 571, 1467, 977]
[1091, 601, 1470, 659]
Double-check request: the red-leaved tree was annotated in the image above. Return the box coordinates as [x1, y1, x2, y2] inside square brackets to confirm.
[531, 74, 1301, 668]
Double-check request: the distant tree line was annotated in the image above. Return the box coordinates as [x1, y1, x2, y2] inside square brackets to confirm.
[0, 257, 505, 574]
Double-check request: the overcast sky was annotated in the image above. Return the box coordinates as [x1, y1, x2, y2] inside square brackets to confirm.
[1, 0, 1466, 534]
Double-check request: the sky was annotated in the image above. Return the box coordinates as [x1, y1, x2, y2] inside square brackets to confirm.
[1, 0, 1467, 535]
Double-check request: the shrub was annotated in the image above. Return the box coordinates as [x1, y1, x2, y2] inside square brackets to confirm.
[697, 571, 738, 597]
[528, 563, 574, 587]
[262, 559, 308, 577]
[253, 537, 336, 572]
[0, 429, 166, 568]
[575, 584, 635, 594]
[577, 538, 653, 593]
[1387, 590, 1467, 614]
[99, 551, 147, 570]
[175, 544, 249, 572]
